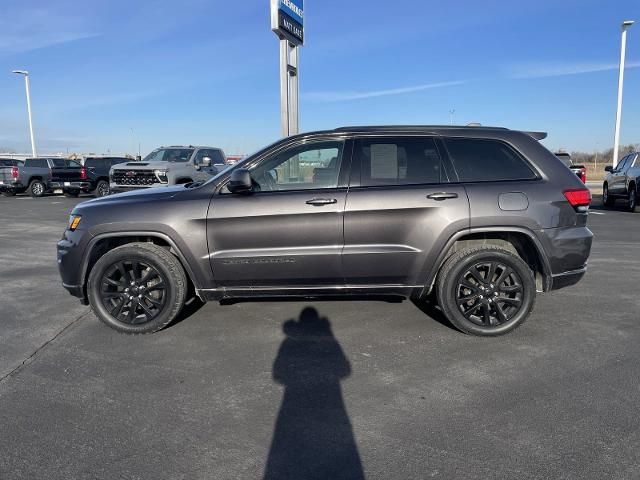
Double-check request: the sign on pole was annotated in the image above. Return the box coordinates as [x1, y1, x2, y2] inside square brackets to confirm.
[271, 0, 304, 45]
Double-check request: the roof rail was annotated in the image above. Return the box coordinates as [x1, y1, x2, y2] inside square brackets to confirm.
[332, 125, 510, 132]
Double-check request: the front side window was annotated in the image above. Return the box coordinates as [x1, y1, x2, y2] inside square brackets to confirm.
[249, 141, 344, 192]
[616, 156, 629, 172]
[354, 137, 443, 187]
[444, 138, 537, 182]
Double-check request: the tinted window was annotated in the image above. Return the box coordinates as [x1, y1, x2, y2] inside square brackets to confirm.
[354, 137, 443, 186]
[615, 156, 629, 172]
[51, 159, 66, 168]
[26, 159, 48, 168]
[0, 159, 12, 166]
[444, 138, 537, 182]
[249, 141, 344, 192]
[66, 160, 81, 168]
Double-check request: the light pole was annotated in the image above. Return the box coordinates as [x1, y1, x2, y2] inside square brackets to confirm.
[612, 20, 634, 168]
[449, 109, 455, 126]
[12, 70, 37, 158]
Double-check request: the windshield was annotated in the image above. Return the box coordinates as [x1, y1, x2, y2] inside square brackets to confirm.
[143, 148, 194, 163]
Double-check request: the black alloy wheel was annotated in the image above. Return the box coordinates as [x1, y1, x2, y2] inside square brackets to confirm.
[100, 260, 168, 325]
[436, 246, 536, 336]
[87, 242, 187, 334]
[96, 180, 110, 197]
[455, 261, 524, 327]
[629, 187, 637, 213]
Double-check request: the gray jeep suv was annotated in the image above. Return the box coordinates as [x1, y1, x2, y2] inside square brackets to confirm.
[57, 126, 593, 336]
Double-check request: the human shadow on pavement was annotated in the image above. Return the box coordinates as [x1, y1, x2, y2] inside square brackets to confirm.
[263, 307, 365, 480]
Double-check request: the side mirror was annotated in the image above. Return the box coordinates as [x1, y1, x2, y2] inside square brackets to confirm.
[201, 157, 211, 167]
[605, 165, 613, 173]
[228, 168, 252, 194]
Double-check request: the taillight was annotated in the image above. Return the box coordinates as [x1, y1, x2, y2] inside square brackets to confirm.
[564, 188, 591, 212]
[578, 168, 586, 184]
[80, 167, 87, 180]
[11, 166, 19, 179]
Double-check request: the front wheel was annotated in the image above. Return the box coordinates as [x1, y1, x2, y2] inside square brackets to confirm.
[87, 242, 187, 334]
[436, 246, 536, 336]
[603, 183, 615, 207]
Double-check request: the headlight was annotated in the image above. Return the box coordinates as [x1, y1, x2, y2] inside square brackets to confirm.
[154, 170, 168, 183]
[68, 215, 82, 231]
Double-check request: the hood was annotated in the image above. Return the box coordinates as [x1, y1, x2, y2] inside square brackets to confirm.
[111, 161, 179, 171]
[77, 184, 186, 210]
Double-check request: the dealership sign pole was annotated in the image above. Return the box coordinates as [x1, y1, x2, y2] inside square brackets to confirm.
[271, 0, 304, 137]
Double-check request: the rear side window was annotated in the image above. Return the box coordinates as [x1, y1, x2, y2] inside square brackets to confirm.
[25, 159, 48, 168]
[444, 138, 537, 182]
[354, 137, 443, 186]
[66, 160, 81, 168]
[51, 159, 66, 168]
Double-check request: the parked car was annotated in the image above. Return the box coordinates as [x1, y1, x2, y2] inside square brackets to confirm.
[109, 146, 226, 193]
[1, 157, 89, 197]
[58, 125, 592, 336]
[0, 159, 24, 196]
[83, 156, 130, 197]
[603, 151, 639, 212]
[555, 152, 586, 183]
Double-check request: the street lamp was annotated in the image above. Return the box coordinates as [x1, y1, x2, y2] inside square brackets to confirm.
[12, 70, 37, 158]
[612, 20, 634, 168]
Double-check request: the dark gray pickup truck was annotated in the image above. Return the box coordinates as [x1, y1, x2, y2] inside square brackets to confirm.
[0, 158, 24, 196]
[0, 157, 90, 197]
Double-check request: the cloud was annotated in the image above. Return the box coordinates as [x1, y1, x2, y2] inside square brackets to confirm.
[509, 60, 640, 79]
[305, 80, 466, 102]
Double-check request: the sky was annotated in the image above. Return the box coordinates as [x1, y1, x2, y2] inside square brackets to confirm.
[0, 0, 638, 156]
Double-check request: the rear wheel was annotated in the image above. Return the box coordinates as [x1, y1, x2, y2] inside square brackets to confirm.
[94, 180, 110, 197]
[436, 246, 536, 336]
[64, 189, 80, 198]
[88, 243, 187, 334]
[628, 185, 638, 213]
[29, 180, 45, 198]
[603, 183, 615, 207]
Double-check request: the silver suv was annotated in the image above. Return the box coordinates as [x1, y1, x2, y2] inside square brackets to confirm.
[110, 146, 227, 193]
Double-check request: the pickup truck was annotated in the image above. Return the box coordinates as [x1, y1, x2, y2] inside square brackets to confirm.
[1, 157, 90, 198]
[0, 158, 24, 196]
[603, 151, 639, 212]
[110, 146, 226, 193]
[555, 152, 586, 183]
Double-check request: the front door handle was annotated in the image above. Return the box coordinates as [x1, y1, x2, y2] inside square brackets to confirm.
[427, 192, 459, 201]
[306, 198, 338, 206]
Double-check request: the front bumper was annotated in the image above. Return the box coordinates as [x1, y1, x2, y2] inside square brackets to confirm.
[550, 267, 587, 290]
[110, 183, 168, 192]
[57, 227, 93, 301]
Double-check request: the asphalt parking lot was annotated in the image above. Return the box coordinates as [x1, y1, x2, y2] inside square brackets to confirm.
[1, 193, 639, 479]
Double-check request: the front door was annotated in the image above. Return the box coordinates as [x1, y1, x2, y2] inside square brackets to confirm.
[343, 136, 469, 287]
[207, 139, 350, 288]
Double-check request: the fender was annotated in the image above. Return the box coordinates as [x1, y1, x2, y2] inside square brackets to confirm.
[419, 225, 553, 297]
[79, 231, 203, 296]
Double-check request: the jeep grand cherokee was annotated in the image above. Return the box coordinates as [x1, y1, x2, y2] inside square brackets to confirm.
[57, 126, 593, 336]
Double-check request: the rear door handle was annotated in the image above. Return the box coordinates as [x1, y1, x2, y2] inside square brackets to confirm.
[306, 198, 338, 206]
[427, 192, 459, 201]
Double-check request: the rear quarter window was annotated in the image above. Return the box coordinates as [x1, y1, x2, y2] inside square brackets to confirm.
[444, 138, 538, 182]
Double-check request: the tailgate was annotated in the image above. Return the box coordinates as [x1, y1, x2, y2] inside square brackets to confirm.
[0, 167, 15, 184]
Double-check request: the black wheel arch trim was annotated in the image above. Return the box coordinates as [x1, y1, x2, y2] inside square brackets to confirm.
[420, 226, 553, 297]
[79, 231, 202, 300]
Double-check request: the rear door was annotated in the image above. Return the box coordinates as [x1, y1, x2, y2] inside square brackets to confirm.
[207, 138, 350, 288]
[343, 136, 469, 287]
[50, 159, 82, 182]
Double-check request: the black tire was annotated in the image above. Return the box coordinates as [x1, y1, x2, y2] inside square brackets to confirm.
[87, 242, 187, 334]
[436, 246, 536, 336]
[628, 185, 638, 213]
[94, 180, 110, 197]
[1, 191, 16, 197]
[29, 179, 46, 198]
[603, 183, 615, 207]
[64, 189, 80, 198]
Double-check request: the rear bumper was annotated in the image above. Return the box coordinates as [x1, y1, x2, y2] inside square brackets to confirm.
[49, 181, 91, 189]
[550, 267, 587, 291]
[0, 181, 23, 191]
